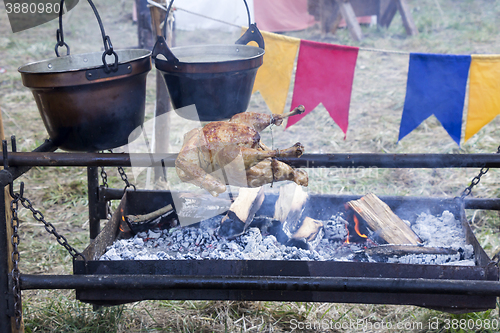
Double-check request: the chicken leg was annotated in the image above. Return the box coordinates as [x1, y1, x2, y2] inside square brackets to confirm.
[214, 142, 304, 170]
[229, 105, 305, 132]
[246, 159, 308, 188]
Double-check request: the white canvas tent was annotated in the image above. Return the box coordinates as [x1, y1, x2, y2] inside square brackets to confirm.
[173, 0, 255, 31]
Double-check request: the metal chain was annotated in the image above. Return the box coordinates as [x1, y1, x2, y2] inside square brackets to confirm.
[459, 145, 500, 200]
[9, 182, 86, 262]
[105, 150, 136, 192]
[100, 166, 109, 188]
[118, 166, 136, 192]
[9, 188, 22, 329]
[99, 166, 113, 219]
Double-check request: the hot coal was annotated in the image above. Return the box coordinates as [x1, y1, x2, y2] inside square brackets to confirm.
[389, 210, 474, 265]
[101, 210, 475, 265]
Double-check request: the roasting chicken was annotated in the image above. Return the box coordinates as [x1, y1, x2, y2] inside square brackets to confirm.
[175, 106, 309, 196]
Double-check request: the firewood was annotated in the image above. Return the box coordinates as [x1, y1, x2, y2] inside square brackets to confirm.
[292, 217, 324, 241]
[219, 187, 265, 238]
[291, 217, 324, 250]
[363, 244, 458, 257]
[275, 183, 308, 239]
[126, 204, 173, 223]
[274, 183, 309, 227]
[176, 191, 232, 226]
[347, 193, 422, 245]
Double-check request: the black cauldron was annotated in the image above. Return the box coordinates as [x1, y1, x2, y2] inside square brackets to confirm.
[152, 0, 265, 121]
[18, 0, 151, 151]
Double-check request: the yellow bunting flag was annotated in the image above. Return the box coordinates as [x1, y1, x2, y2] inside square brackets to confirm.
[247, 30, 300, 115]
[465, 55, 500, 142]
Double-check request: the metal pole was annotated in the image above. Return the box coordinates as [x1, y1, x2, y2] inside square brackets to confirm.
[96, 187, 500, 211]
[8, 140, 57, 180]
[2, 153, 500, 169]
[87, 167, 100, 240]
[19, 274, 500, 296]
[281, 153, 500, 169]
[0, 183, 12, 332]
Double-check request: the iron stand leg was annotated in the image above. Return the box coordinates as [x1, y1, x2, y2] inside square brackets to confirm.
[0, 182, 12, 332]
[88, 166, 100, 240]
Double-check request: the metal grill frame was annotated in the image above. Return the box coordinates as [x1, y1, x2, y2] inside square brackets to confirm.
[1, 140, 500, 331]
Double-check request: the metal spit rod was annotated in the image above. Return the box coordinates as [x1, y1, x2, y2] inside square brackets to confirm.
[2, 152, 500, 168]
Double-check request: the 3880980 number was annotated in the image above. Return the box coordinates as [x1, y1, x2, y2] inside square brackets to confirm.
[442, 318, 499, 330]
[5, 2, 61, 15]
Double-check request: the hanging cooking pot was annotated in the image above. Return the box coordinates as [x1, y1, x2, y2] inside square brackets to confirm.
[152, 0, 265, 121]
[18, 0, 152, 152]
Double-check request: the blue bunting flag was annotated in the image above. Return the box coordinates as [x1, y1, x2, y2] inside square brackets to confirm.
[398, 53, 471, 145]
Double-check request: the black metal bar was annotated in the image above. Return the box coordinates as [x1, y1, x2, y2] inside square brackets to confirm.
[464, 198, 500, 210]
[0, 152, 168, 167]
[9, 139, 57, 180]
[88, 167, 100, 240]
[0, 188, 12, 332]
[2, 153, 500, 168]
[18, 274, 500, 296]
[283, 153, 500, 169]
[99, 187, 125, 201]
[97, 187, 500, 210]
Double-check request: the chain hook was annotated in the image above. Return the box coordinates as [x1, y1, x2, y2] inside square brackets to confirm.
[457, 144, 500, 200]
[8, 181, 24, 199]
[103, 35, 113, 55]
[55, 29, 70, 57]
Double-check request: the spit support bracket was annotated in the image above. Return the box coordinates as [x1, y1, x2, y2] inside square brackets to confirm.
[458, 143, 500, 265]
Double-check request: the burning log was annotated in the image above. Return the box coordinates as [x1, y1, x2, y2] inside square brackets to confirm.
[273, 184, 323, 250]
[347, 193, 422, 245]
[124, 204, 177, 235]
[274, 183, 308, 241]
[219, 187, 265, 238]
[126, 204, 173, 223]
[290, 217, 325, 250]
[274, 183, 308, 226]
[175, 192, 232, 226]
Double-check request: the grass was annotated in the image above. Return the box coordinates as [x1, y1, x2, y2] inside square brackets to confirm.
[24, 293, 125, 333]
[1, 0, 500, 331]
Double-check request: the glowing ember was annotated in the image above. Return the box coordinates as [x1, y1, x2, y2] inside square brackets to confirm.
[101, 209, 475, 266]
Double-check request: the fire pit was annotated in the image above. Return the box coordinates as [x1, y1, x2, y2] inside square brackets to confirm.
[74, 189, 498, 312]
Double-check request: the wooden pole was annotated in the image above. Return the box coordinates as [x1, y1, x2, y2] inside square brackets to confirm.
[0, 109, 23, 333]
[150, 0, 173, 181]
[378, 0, 398, 27]
[336, 0, 363, 41]
[135, 0, 155, 49]
[395, 0, 418, 36]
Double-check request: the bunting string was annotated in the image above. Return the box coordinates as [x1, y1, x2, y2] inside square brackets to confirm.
[161, 5, 500, 145]
[166, 4, 412, 55]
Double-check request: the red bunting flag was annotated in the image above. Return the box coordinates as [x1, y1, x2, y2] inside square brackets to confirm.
[287, 40, 359, 136]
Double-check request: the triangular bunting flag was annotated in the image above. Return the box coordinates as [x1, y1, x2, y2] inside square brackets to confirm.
[251, 30, 300, 115]
[399, 53, 471, 145]
[465, 55, 500, 142]
[287, 40, 359, 136]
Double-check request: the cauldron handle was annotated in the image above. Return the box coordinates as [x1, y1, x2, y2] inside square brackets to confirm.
[153, 0, 265, 59]
[235, 0, 265, 49]
[235, 24, 265, 50]
[152, 0, 180, 63]
[55, 0, 119, 73]
[152, 36, 179, 63]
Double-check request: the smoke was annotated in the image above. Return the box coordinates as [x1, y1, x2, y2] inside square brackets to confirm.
[126, 104, 248, 227]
